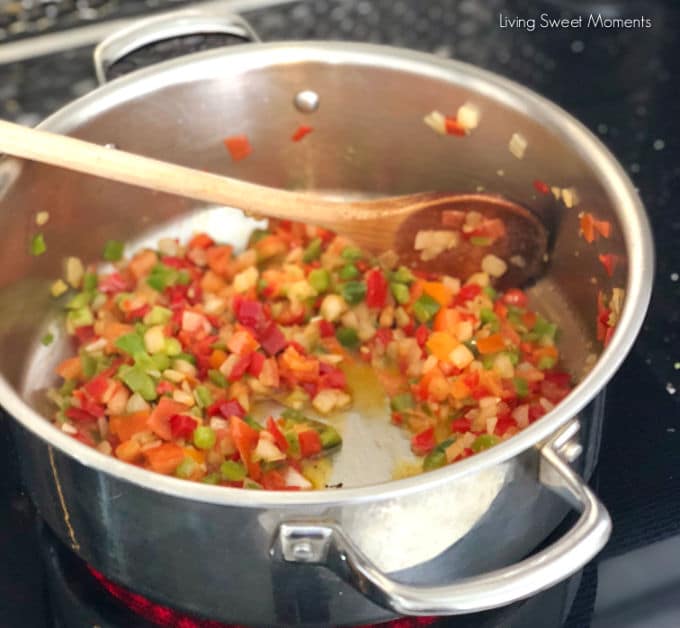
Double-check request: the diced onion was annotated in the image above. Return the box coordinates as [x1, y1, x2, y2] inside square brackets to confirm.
[449, 344, 474, 369]
[481, 254, 508, 278]
[254, 437, 286, 462]
[414, 230, 460, 262]
[50, 279, 68, 297]
[172, 390, 194, 407]
[457, 102, 480, 130]
[64, 257, 84, 288]
[126, 393, 150, 414]
[512, 404, 530, 428]
[423, 110, 447, 135]
[284, 467, 313, 489]
[508, 132, 528, 159]
[35, 211, 50, 226]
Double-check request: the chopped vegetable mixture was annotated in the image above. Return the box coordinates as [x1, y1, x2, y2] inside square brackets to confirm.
[49, 221, 572, 489]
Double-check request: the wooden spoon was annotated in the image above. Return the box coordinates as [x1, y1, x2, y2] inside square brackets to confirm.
[0, 120, 546, 287]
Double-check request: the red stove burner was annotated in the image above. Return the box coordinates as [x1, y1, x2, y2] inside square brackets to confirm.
[88, 567, 438, 628]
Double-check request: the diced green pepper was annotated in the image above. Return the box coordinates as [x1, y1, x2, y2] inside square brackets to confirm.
[336, 326, 359, 349]
[151, 353, 170, 371]
[81, 353, 97, 378]
[513, 377, 529, 398]
[193, 426, 216, 450]
[115, 333, 146, 356]
[471, 434, 501, 453]
[470, 236, 491, 247]
[30, 233, 47, 256]
[483, 285, 498, 300]
[177, 270, 191, 285]
[243, 479, 263, 489]
[281, 408, 305, 423]
[146, 263, 178, 292]
[532, 317, 558, 342]
[302, 237, 323, 263]
[121, 367, 157, 401]
[102, 239, 124, 261]
[320, 426, 342, 449]
[423, 438, 455, 471]
[164, 337, 182, 356]
[341, 281, 366, 305]
[220, 460, 247, 481]
[338, 264, 359, 280]
[390, 282, 411, 305]
[413, 294, 441, 323]
[248, 228, 270, 245]
[340, 246, 362, 262]
[208, 369, 227, 387]
[194, 385, 212, 408]
[243, 415, 262, 432]
[481, 354, 495, 370]
[67, 307, 94, 329]
[308, 268, 330, 293]
[480, 307, 499, 326]
[390, 392, 415, 412]
[66, 292, 92, 310]
[202, 472, 221, 485]
[176, 352, 196, 365]
[175, 457, 196, 479]
[391, 266, 415, 284]
[285, 431, 301, 458]
[538, 355, 557, 370]
[41, 332, 54, 346]
[145, 305, 172, 325]
[83, 272, 98, 292]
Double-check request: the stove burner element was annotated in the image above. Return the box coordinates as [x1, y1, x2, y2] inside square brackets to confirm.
[87, 567, 438, 628]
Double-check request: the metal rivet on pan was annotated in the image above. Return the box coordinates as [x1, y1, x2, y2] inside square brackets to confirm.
[104, 143, 117, 149]
[294, 90, 320, 113]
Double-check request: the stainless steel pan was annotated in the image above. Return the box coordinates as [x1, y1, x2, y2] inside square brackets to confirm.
[0, 8, 653, 626]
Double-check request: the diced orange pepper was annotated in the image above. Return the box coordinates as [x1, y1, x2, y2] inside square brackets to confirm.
[422, 282, 453, 307]
[476, 333, 506, 355]
[255, 235, 287, 261]
[227, 330, 259, 356]
[56, 356, 82, 380]
[144, 443, 185, 475]
[109, 411, 151, 442]
[147, 397, 188, 441]
[209, 349, 228, 369]
[206, 245, 233, 277]
[128, 249, 157, 280]
[579, 212, 595, 243]
[534, 345, 559, 360]
[223, 135, 252, 162]
[115, 439, 142, 463]
[183, 447, 206, 465]
[188, 233, 214, 250]
[522, 310, 537, 329]
[426, 332, 457, 362]
[101, 321, 134, 343]
[201, 270, 227, 293]
[433, 307, 459, 332]
[450, 378, 471, 400]
[594, 219, 611, 239]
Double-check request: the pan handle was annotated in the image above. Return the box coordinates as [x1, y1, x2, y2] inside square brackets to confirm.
[271, 420, 611, 616]
[93, 8, 261, 85]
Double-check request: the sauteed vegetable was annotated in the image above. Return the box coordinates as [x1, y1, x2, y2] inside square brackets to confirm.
[49, 220, 572, 489]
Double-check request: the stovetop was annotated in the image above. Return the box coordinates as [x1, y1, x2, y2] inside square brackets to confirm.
[1, 1, 679, 627]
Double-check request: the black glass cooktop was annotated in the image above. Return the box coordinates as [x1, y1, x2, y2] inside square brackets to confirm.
[1, 1, 679, 627]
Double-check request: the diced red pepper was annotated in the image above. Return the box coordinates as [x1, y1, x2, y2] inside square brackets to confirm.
[247, 351, 265, 377]
[298, 429, 322, 458]
[83, 376, 111, 403]
[415, 325, 429, 348]
[533, 179, 551, 195]
[169, 414, 198, 440]
[124, 304, 150, 322]
[209, 398, 246, 420]
[598, 254, 617, 277]
[411, 427, 436, 456]
[229, 353, 252, 382]
[374, 328, 393, 346]
[291, 125, 313, 142]
[224, 135, 252, 161]
[451, 418, 471, 433]
[235, 298, 266, 329]
[456, 283, 482, 304]
[266, 417, 288, 453]
[261, 469, 287, 490]
[74, 325, 96, 346]
[444, 116, 467, 136]
[318, 319, 335, 338]
[65, 407, 98, 423]
[319, 362, 346, 390]
[188, 233, 215, 250]
[160, 255, 193, 270]
[98, 272, 129, 294]
[494, 415, 516, 436]
[366, 269, 388, 309]
[501, 288, 528, 308]
[156, 380, 174, 396]
[259, 322, 288, 356]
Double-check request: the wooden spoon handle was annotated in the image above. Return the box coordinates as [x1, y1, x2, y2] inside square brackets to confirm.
[0, 119, 340, 223]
